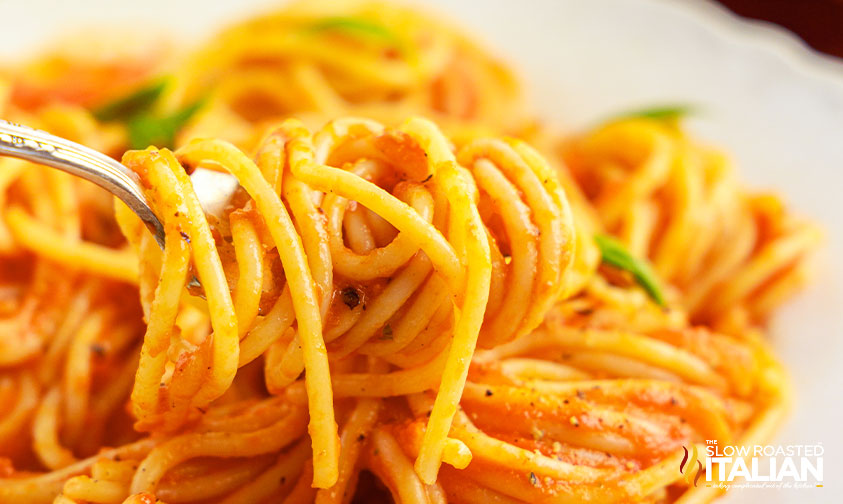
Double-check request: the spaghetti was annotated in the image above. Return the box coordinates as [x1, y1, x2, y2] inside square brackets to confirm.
[0, 1, 819, 503]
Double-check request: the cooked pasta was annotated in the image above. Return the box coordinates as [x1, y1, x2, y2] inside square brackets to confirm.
[0, 1, 819, 503]
[559, 118, 822, 334]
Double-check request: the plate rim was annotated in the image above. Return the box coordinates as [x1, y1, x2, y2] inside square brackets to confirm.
[663, 0, 843, 92]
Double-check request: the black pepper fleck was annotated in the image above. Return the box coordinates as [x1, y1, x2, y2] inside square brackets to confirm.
[341, 287, 360, 309]
[380, 324, 393, 340]
[90, 343, 106, 356]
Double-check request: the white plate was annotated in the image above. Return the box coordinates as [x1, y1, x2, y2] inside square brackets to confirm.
[1, 1, 841, 502]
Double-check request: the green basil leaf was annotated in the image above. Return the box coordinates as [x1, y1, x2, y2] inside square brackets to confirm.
[614, 104, 695, 122]
[305, 17, 401, 47]
[127, 99, 204, 150]
[594, 234, 667, 306]
[93, 78, 169, 122]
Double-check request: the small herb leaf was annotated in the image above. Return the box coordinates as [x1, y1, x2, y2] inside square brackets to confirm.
[594, 234, 666, 306]
[614, 104, 695, 122]
[127, 99, 204, 150]
[305, 17, 401, 47]
[93, 78, 169, 122]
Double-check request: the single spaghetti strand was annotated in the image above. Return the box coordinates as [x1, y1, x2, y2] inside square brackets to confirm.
[4, 206, 138, 283]
[402, 117, 492, 484]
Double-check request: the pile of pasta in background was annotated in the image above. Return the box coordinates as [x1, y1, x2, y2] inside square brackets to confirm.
[0, 1, 821, 503]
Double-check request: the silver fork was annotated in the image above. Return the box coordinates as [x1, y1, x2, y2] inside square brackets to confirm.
[0, 119, 239, 249]
[0, 119, 240, 289]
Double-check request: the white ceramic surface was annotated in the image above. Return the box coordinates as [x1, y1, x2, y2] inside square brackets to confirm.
[1, 1, 841, 502]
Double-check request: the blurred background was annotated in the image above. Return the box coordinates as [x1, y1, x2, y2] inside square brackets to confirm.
[715, 0, 843, 58]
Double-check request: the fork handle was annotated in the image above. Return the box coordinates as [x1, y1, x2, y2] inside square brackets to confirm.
[0, 119, 164, 247]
